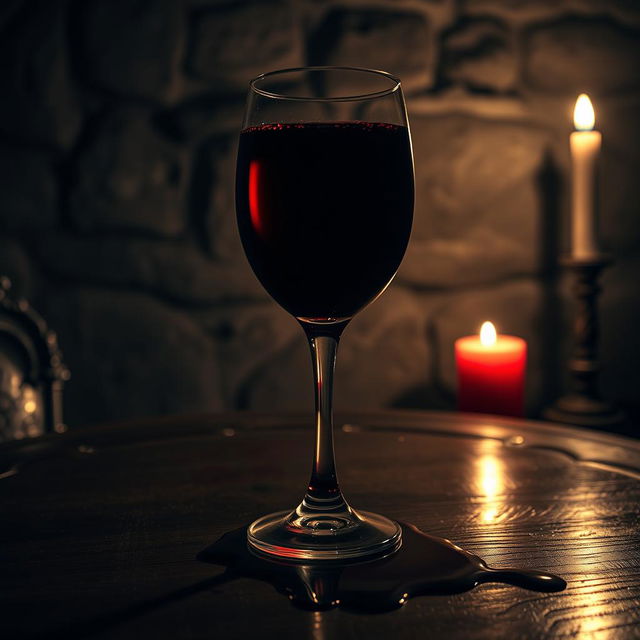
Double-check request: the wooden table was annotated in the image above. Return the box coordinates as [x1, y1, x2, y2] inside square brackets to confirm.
[2, 411, 640, 639]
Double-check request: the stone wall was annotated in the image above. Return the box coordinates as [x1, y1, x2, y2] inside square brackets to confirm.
[1, 0, 639, 428]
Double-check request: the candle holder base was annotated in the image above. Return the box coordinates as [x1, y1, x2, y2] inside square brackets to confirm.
[544, 252, 626, 432]
[544, 395, 625, 430]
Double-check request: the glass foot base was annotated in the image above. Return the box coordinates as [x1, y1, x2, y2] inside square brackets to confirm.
[247, 509, 402, 561]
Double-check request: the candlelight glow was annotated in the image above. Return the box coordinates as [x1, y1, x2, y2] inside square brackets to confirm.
[574, 94, 595, 131]
[479, 321, 497, 347]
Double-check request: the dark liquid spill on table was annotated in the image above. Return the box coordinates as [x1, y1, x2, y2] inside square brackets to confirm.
[198, 522, 565, 613]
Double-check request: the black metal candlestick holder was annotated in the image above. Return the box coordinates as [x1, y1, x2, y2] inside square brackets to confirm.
[544, 253, 625, 429]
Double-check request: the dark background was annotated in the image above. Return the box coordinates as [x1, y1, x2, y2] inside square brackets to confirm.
[0, 0, 639, 430]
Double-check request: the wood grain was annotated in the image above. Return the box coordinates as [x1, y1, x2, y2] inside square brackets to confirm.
[1, 411, 639, 639]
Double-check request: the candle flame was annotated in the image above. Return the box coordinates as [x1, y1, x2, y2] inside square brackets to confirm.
[480, 321, 497, 347]
[574, 94, 595, 131]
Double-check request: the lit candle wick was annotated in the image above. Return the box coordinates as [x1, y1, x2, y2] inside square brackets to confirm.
[574, 93, 595, 131]
[480, 321, 497, 347]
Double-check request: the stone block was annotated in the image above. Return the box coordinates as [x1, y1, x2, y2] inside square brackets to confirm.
[336, 286, 431, 408]
[309, 8, 433, 93]
[192, 302, 299, 407]
[189, 134, 244, 261]
[598, 99, 640, 253]
[600, 254, 640, 413]
[201, 136, 243, 261]
[0, 0, 81, 147]
[398, 114, 548, 288]
[432, 278, 562, 413]
[76, 0, 181, 102]
[186, 1, 301, 91]
[464, 0, 640, 28]
[34, 236, 266, 305]
[70, 110, 186, 236]
[441, 18, 517, 92]
[241, 328, 311, 412]
[42, 287, 223, 425]
[0, 239, 36, 300]
[524, 17, 640, 94]
[244, 287, 430, 411]
[0, 146, 57, 231]
[158, 95, 246, 143]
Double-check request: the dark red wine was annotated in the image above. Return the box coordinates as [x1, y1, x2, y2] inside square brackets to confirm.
[236, 122, 414, 321]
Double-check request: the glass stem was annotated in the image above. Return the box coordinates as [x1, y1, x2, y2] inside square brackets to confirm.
[301, 324, 349, 513]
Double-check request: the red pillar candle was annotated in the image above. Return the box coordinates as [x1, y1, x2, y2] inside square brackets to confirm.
[455, 322, 527, 417]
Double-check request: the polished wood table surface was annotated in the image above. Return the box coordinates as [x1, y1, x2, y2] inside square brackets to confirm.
[2, 410, 640, 639]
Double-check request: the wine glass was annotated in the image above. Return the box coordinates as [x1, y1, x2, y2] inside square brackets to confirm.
[236, 67, 414, 561]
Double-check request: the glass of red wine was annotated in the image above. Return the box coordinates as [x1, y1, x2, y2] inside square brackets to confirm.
[236, 67, 414, 561]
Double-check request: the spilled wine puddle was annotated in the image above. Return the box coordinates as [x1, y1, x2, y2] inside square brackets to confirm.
[198, 522, 565, 612]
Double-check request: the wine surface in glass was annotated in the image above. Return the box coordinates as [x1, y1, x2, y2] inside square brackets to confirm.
[236, 121, 414, 321]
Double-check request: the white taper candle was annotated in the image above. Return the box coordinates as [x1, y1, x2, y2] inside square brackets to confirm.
[570, 94, 601, 258]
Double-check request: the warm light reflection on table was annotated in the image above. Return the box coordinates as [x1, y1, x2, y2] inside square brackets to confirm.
[567, 506, 614, 638]
[311, 611, 325, 640]
[474, 442, 509, 525]
[469, 437, 622, 638]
